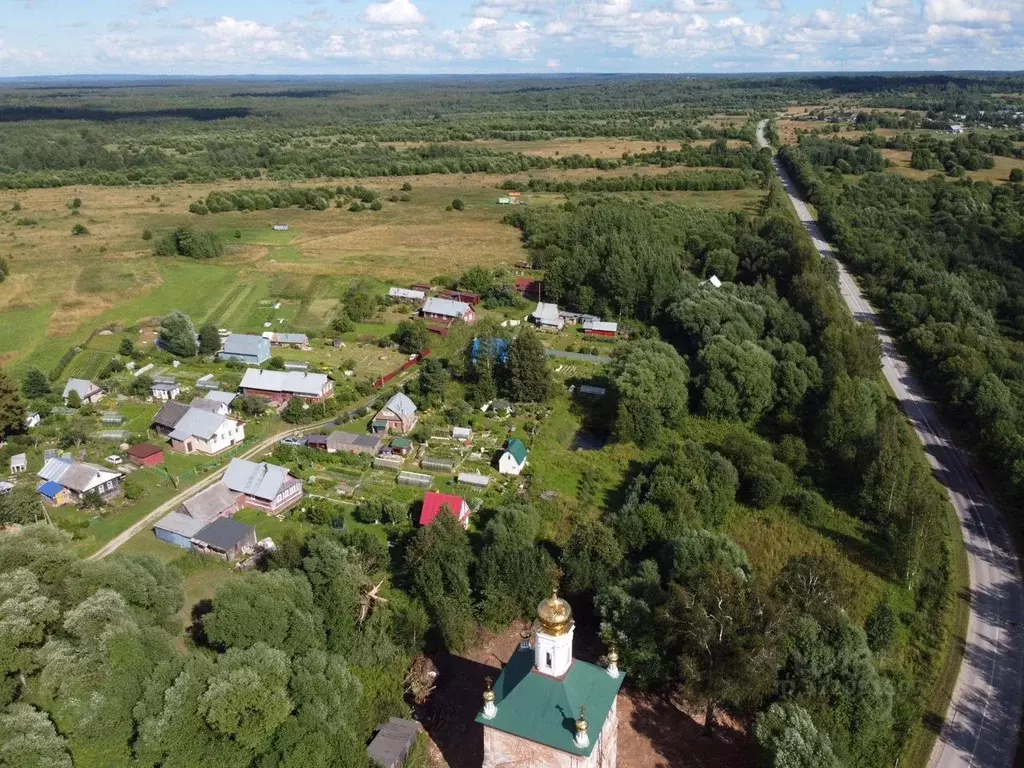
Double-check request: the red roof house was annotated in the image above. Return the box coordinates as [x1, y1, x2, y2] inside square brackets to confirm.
[127, 443, 165, 467]
[419, 491, 471, 528]
[438, 289, 481, 306]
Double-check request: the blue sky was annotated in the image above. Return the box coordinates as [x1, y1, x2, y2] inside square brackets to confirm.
[2, 0, 1021, 75]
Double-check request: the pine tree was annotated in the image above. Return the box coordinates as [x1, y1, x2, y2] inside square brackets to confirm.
[0, 368, 25, 438]
[21, 368, 50, 398]
[198, 324, 221, 355]
[506, 326, 551, 402]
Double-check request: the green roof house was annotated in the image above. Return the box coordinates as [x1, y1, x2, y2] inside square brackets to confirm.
[477, 593, 624, 767]
[498, 438, 529, 476]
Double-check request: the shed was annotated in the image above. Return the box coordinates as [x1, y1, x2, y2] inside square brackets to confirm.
[389, 436, 414, 456]
[389, 287, 426, 303]
[397, 471, 432, 489]
[582, 320, 618, 338]
[37, 481, 69, 506]
[452, 426, 473, 441]
[219, 334, 271, 365]
[0, 481, 13, 496]
[10, 453, 27, 474]
[458, 472, 491, 489]
[368, 718, 422, 768]
[127, 444, 165, 467]
[191, 518, 257, 561]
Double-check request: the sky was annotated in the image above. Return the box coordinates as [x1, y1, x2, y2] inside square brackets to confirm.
[1, 0, 1022, 76]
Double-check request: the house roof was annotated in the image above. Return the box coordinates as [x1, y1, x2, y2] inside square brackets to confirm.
[420, 491, 468, 526]
[381, 392, 418, 423]
[37, 457, 119, 494]
[266, 332, 309, 345]
[240, 369, 330, 396]
[63, 378, 99, 399]
[390, 437, 413, 449]
[190, 397, 226, 414]
[222, 334, 270, 358]
[223, 458, 295, 501]
[205, 390, 238, 405]
[192, 517, 255, 552]
[169, 408, 230, 442]
[179, 482, 240, 523]
[11, 453, 27, 466]
[532, 302, 561, 322]
[453, 426, 473, 439]
[327, 431, 383, 450]
[583, 320, 618, 333]
[152, 401, 191, 430]
[155, 511, 210, 539]
[368, 717, 422, 768]
[476, 647, 624, 757]
[505, 438, 529, 465]
[152, 381, 179, 392]
[389, 287, 426, 300]
[422, 297, 471, 319]
[458, 472, 491, 487]
[38, 481, 65, 498]
[127, 444, 163, 460]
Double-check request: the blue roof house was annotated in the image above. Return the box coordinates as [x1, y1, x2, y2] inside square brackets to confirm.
[218, 334, 271, 365]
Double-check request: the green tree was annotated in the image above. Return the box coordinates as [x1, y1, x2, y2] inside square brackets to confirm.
[664, 529, 751, 586]
[129, 373, 154, 398]
[506, 325, 551, 402]
[755, 702, 839, 768]
[118, 337, 136, 357]
[154, 226, 224, 259]
[0, 487, 44, 527]
[158, 310, 199, 357]
[0, 369, 25, 438]
[1010, 168, 1024, 183]
[64, 390, 81, 410]
[417, 358, 448, 406]
[561, 517, 623, 597]
[0, 703, 72, 768]
[21, 369, 50, 399]
[404, 513, 475, 652]
[198, 324, 221, 355]
[342, 280, 376, 322]
[609, 339, 688, 445]
[698, 336, 775, 424]
[268, 356, 286, 371]
[394, 320, 430, 355]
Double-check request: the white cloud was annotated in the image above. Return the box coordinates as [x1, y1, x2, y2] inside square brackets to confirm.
[138, 0, 175, 12]
[673, 0, 737, 13]
[362, 0, 426, 27]
[586, 0, 631, 18]
[924, 0, 1011, 24]
[546, 57, 560, 68]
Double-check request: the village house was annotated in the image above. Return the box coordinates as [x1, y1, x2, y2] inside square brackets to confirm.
[514, 277, 543, 300]
[25, 412, 41, 429]
[420, 297, 477, 325]
[151, 379, 181, 401]
[439, 289, 482, 306]
[239, 369, 334, 405]
[419, 490, 471, 528]
[152, 402, 245, 456]
[699, 275, 723, 289]
[263, 331, 310, 348]
[154, 482, 244, 550]
[189, 390, 237, 416]
[223, 458, 304, 514]
[10, 453, 27, 474]
[531, 303, 565, 332]
[372, 392, 419, 435]
[307, 431, 384, 456]
[63, 378, 104, 405]
[498, 438, 529, 476]
[478, 594, 623, 768]
[219, 333, 271, 365]
[389, 287, 426, 303]
[191, 518, 258, 561]
[37, 456, 123, 504]
[583, 320, 618, 338]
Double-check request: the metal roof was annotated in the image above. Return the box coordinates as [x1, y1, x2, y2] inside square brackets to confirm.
[168, 408, 230, 441]
[389, 287, 426, 301]
[37, 457, 119, 494]
[205, 390, 237, 405]
[458, 473, 491, 488]
[223, 458, 294, 501]
[63, 378, 99, 399]
[422, 296, 471, 318]
[475, 647, 624, 757]
[368, 718, 421, 768]
[505, 438, 529, 465]
[266, 332, 309, 345]
[239, 369, 330, 396]
[532, 302, 561, 322]
[381, 392, 417, 422]
[582, 320, 618, 333]
[155, 511, 209, 539]
[38, 481, 64, 498]
[327, 431, 383, 450]
[222, 334, 271, 358]
[192, 517, 255, 552]
[152, 381, 179, 391]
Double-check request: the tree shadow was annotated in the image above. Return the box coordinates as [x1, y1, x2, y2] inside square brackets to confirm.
[187, 598, 215, 648]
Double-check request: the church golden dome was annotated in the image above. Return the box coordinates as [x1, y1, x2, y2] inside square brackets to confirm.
[537, 590, 573, 636]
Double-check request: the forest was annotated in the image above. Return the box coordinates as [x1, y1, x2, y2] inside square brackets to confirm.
[779, 139, 1024, 535]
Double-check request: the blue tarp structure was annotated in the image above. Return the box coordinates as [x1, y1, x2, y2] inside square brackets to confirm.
[472, 337, 510, 364]
[38, 481, 64, 499]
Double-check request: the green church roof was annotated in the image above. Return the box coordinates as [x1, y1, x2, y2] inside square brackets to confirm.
[475, 647, 624, 757]
[505, 438, 529, 465]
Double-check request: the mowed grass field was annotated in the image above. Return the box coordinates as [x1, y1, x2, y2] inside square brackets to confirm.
[0, 163, 763, 374]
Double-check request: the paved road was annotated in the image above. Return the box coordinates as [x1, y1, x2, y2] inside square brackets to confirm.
[757, 121, 1024, 768]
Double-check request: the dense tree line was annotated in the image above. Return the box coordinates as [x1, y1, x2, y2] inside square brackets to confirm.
[0, 524, 421, 767]
[502, 169, 756, 194]
[780, 142, 1024, 525]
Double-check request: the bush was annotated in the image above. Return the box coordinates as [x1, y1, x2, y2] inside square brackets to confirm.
[369, 199, 384, 211]
[80, 490, 105, 510]
[267, 356, 286, 370]
[154, 226, 224, 260]
[451, 198, 465, 211]
[783, 487, 831, 524]
[399, 194, 411, 202]
[122, 479, 144, 500]
[865, 600, 898, 652]
[142, 229, 153, 241]
[1010, 168, 1024, 183]
[69, 197, 82, 209]
[71, 224, 89, 236]
[401, 182, 413, 191]
[349, 202, 365, 212]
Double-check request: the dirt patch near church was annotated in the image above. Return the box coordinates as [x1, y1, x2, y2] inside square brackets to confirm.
[418, 621, 755, 768]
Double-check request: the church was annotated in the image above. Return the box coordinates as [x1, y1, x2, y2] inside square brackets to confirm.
[477, 592, 624, 768]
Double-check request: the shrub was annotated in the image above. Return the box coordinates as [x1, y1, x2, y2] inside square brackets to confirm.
[349, 201, 365, 212]
[68, 197, 82, 209]
[865, 600, 898, 652]
[370, 199, 384, 211]
[1010, 168, 1024, 183]
[451, 198, 465, 211]
[141, 229, 153, 241]
[122, 479, 144, 501]
[401, 182, 413, 191]
[71, 223, 89, 236]
[154, 226, 223, 259]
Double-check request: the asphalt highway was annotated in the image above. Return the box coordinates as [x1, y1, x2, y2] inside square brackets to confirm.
[757, 121, 1024, 768]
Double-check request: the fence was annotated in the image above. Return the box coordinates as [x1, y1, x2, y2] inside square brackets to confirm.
[373, 350, 432, 389]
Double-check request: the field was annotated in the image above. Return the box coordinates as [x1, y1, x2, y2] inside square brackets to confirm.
[0, 164, 760, 374]
[883, 149, 1024, 183]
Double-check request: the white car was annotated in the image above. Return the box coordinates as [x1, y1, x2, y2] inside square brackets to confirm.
[105, 455, 123, 466]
